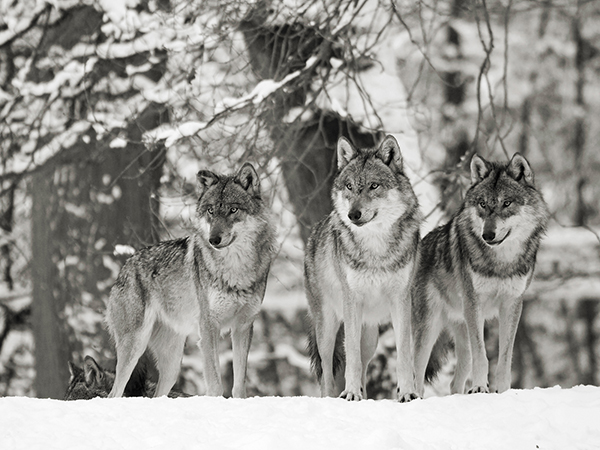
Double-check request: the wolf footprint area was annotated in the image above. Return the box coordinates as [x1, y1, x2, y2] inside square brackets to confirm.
[2, 386, 600, 450]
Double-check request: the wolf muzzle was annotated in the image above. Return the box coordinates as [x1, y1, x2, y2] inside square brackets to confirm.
[208, 230, 234, 249]
[348, 209, 362, 224]
[348, 208, 375, 227]
[482, 227, 510, 246]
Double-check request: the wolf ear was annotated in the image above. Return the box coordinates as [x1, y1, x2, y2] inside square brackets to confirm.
[470, 154, 491, 184]
[68, 361, 82, 382]
[83, 356, 103, 387]
[376, 135, 403, 172]
[337, 137, 356, 170]
[197, 170, 219, 196]
[507, 153, 534, 186]
[235, 162, 261, 196]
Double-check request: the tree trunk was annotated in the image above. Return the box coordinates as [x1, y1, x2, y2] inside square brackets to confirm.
[30, 103, 167, 398]
[273, 112, 377, 243]
[239, 4, 378, 242]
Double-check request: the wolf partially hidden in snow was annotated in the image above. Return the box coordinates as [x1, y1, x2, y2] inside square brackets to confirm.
[305, 135, 421, 402]
[413, 153, 549, 396]
[106, 163, 277, 398]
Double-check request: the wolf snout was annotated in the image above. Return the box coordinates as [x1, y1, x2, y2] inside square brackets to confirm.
[348, 209, 362, 223]
[209, 235, 222, 247]
[482, 230, 496, 243]
[209, 233, 234, 249]
[482, 229, 510, 246]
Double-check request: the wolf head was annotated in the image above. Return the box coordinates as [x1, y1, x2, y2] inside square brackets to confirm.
[195, 163, 264, 250]
[464, 153, 549, 248]
[333, 135, 418, 229]
[64, 356, 115, 400]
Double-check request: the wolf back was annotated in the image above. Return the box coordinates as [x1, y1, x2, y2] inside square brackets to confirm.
[105, 163, 276, 399]
[412, 153, 549, 395]
[305, 135, 421, 402]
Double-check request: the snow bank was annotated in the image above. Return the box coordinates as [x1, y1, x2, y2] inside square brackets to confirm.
[2, 386, 598, 449]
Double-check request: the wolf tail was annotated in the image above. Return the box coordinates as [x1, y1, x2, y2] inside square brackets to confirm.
[424, 329, 453, 383]
[307, 322, 345, 381]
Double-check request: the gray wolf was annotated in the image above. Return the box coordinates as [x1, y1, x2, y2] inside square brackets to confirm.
[305, 135, 421, 402]
[64, 355, 187, 399]
[412, 153, 549, 395]
[106, 163, 277, 398]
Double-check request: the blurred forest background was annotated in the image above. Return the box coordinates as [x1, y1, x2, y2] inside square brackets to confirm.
[0, 0, 599, 399]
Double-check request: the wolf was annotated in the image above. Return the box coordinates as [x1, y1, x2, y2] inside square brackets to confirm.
[64, 355, 187, 400]
[106, 163, 277, 398]
[412, 153, 549, 395]
[305, 135, 421, 402]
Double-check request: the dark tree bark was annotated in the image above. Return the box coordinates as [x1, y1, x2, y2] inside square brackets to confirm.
[436, 0, 472, 217]
[572, 14, 591, 227]
[0, 185, 15, 291]
[30, 103, 167, 398]
[240, 3, 378, 242]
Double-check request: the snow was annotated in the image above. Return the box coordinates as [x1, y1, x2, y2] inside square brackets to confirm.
[144, 121, 209, 148]
[113, 244, 136, 256]
[215, 56, 319, 115]
[1, 386, 599, 449]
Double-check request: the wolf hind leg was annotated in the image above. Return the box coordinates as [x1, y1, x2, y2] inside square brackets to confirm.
[109, 319, 154, 398]
[449, 321, 471, 394]
[148, 322, 186, 397]
[413, 302, 444, 398]
[360, 324, 379, 399]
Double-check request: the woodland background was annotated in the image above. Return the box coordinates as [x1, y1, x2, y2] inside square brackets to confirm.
[0, 0, 599, 399]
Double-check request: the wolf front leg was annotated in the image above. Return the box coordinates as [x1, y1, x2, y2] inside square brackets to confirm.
[449, 321, 472, 394]
[197, 319, 223, 396]
[495, 297, 523, 393]
[231, 312, 257, 399]
[463, 290, 489, 394]
[340, 293, 364, 401]
[314, 311, 341, 397]
[390, 287, 419, 403]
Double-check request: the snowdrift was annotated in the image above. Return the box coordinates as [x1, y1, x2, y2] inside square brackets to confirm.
[2, 386, 599, 449]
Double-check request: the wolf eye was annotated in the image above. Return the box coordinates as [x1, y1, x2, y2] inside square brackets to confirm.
[479, 201, 486, 209]
[230, 207, 238, 214]
[207, 206, 214, 215]
[370, 183, 379, 190]
[503, 200, 512, 207]
[346, 183, 352, 191]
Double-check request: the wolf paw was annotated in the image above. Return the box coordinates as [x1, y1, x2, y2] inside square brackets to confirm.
[397, 390, 420, 403]
[340, 387, 363, 401]
[467, 385, 490, 394]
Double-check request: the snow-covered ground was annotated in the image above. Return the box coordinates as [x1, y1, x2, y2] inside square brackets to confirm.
[2, 386, 599, 449]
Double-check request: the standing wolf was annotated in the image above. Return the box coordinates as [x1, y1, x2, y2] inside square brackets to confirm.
[413, 153, 549, 395]
[106, 163, 276, 398]
[305, 135, 421, 402]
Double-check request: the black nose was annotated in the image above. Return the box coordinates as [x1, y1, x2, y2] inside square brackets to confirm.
[482, 231, 496, 243]
[348, 210, 362, 222]
[209, 236, 222, 247]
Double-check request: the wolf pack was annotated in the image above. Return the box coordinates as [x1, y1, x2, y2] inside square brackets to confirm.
[66, 135, 550, 403]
